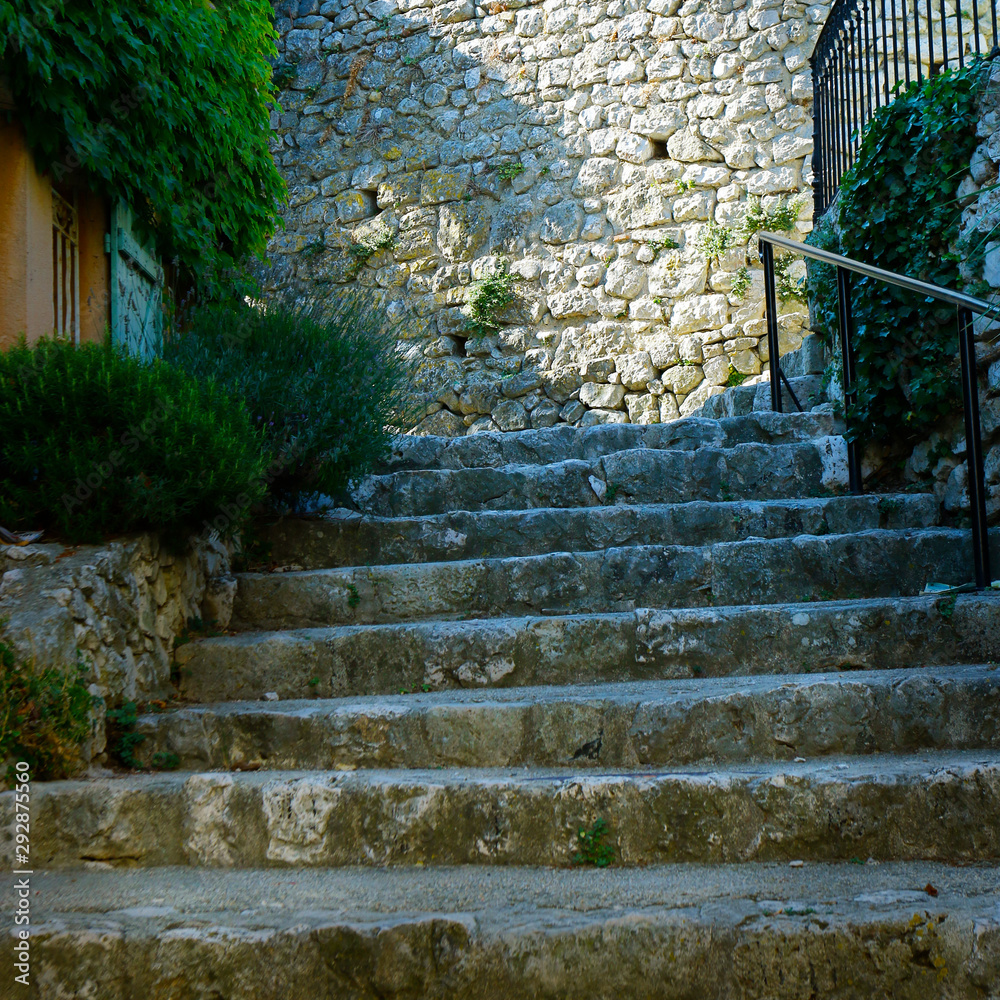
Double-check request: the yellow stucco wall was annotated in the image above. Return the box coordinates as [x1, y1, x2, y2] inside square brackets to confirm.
[0, 120, 54, 349]
[0, 119, 110, 350]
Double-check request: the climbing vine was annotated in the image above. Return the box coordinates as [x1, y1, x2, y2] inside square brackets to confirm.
[807, 61, 986, 445]
[0, 2, 286, 290]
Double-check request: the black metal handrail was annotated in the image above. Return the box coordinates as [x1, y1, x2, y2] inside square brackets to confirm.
[760, 230, 995, 588]
[812, 0, 999, 213]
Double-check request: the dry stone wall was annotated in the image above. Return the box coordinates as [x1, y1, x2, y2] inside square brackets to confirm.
[0, 535, 234, 762]
[270, 0, 829, 434]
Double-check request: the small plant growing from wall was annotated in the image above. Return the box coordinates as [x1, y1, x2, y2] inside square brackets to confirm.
[466, 261, 517, 331]
[347, 221, 395, 273]
[572, 818, 615, 867]
[494, 159, 526, 181]
[730, 265, 751, 299]
[774, 252, 806, 304]
[739, 195, 803, 240]
[726, 365, 748, 387]
[697, 220, 735, 261]
[300, 238, 325, 258]
[0, 638, 95, 786]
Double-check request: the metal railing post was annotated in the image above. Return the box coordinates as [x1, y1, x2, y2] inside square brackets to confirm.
[836, 265, 864, 494]
[762, 238, 782, 413]
[958, 306, 992, 588]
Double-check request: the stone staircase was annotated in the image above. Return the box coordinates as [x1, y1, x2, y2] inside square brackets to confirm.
[4, 405, 1000, 998]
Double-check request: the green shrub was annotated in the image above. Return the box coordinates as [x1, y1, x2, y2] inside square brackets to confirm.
[0, 637, 94, 786]
[807, 61, 984, 445]
[0, 339, 267, 543]
[166, 292, 409, 505]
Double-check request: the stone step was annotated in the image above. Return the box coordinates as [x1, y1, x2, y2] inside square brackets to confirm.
[8, 752, 1000, 869]
[698, 374, 828, 420]
[382, 409, 841, 472]
[136, 665, 1000, 772]
[6, 863, 996, 1000]
[260, 493, 939, 570]
[230, 528, 997, 631]
[351, 438, 848, 517]
[178, 594, 1000, 703]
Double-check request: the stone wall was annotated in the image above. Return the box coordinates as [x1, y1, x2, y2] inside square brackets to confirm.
[269, 0, 829, 434]
[0, 534, 234, 761]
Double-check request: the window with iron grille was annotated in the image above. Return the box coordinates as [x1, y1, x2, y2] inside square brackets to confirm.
[51, 187, 80, 344]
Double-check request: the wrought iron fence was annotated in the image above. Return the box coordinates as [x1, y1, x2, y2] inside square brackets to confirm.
[812, 0, 1000, 213]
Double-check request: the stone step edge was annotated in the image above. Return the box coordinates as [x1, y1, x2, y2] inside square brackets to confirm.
[175, 593, 1000, 703]
[149, 663, 1000, 716]
[9, 751, 1000, 869]
[258, 492, 941, 570]
[134, 664, 1000, 771]
[8, 864, 996, 1000]
[233, 524, 974, 580]
[379, 409, 844, 472]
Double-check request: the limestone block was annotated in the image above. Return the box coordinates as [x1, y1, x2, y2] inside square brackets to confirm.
[703, 354, 732, 385]
[668, 131, 724, 162]
[617, 352, 658, 389]
[639, 334, 681, 370]
[630, 105, 687, 140]
[333, 190, 375, 223]
[492, 398, 530, 431]
[673, 191, 715, 221]
[420, 166, 473, 205]
[540, 201, 585, 244]
[670, 294, 729, 334]
[606, 181, 672, 230]
[648, 260, 708, 298]
[659, 393, 681, 421]
[660, 363, 705, 395]
[679, 382, 725, 416]
[730, 349, 762, 375]
[548, 288, 599, 317]
[560, 398, 587, 423]
[605, 260, 646, 299]
[629, 298, 665, 320]
[437, 202, 490, 262]
[501, 370, 544, 399]
[434, 0, 475, 24]
[607, 57, 645, 87]
[530, 398, 561, 427]
[543, 368, 584, 403]
[616, 132, 655, 164]
[579, 382, 627, 409]
[581, 407, 630, 425]
[625, 392, 661, 424]
[572, 158, 619, 197]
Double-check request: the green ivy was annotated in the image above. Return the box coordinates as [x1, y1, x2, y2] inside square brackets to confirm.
[0, 2, 286, 290]
[807, 61, 985, 445]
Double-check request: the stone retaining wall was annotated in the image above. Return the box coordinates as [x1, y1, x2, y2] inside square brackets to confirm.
[270, 0, 829, 434]
[0, 534, 234, 761]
